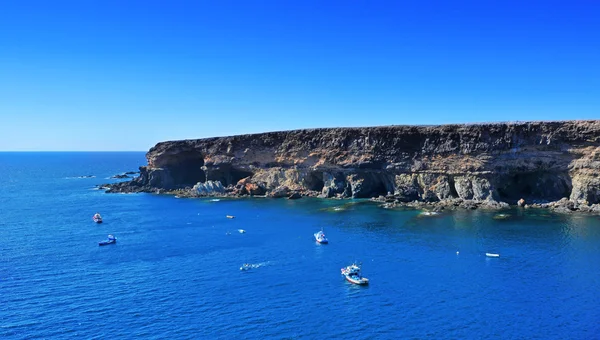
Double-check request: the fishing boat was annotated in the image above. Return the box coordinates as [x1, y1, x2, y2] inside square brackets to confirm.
[99, 234, 116, 246]
[93, 213, 103, 223]
[486, 253, 500, 258]
[314, 228, 328, 244]
[341, 263, 369, 285]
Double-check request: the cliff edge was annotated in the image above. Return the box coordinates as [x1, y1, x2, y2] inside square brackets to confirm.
[105, 120, 600, 212]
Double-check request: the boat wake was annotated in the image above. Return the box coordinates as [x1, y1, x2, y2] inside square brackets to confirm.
[240, 261, 271, 271]
[65, 175, 96, 179]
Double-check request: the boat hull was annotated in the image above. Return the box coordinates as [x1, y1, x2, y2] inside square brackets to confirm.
[314, 233, 328, 244]
[98, 240, 116, 246]
[315, 238, 328, 244]
[345, 275, 369, 285]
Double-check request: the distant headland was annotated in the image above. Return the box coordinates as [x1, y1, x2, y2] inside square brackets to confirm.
[103, 120, 600, 213]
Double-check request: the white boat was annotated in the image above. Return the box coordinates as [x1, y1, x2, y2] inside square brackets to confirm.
[238, 229, 246, 234]
[93, 213, 103, 223]
[341, 263, 369, 285]
[486, 253, 500, 258]
[314, 228, 328, 244]
[240, 263, 252, 271]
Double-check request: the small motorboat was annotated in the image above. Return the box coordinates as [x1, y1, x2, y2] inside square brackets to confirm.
[99, 234, 116, 246]
[238, 229, 246, 234]
[486, 253, 500, 258]
[341, 263, 369, 285]
[240, 263, 252, 271]
[314, 228, 328, 244]
[226, 215, 235, 219]
[93, 213, 103, 223]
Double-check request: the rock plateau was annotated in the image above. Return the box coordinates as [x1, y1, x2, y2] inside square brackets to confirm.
[104, 121, 600, 212]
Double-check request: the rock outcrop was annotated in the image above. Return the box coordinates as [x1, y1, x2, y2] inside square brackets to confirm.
[104, 120, 600, 211]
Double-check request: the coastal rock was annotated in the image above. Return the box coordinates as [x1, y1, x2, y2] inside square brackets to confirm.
[394, 174, 421, 202]
[269, 186, 290, 198]
[480, 198, 510, 210]
[192, 180, 225, 196]
[288, 192, 302, 199]
[236, 176, 266, 196]
[104, 121, 600, 211]
[321, 172, 348, 198]
[570, 173, 600, 204]
[111, 174, 130, 179]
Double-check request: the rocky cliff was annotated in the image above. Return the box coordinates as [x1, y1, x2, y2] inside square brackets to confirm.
[105, 120, 600, 212]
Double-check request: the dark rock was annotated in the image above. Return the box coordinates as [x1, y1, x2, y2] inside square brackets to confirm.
[103, 120, 600, 213]
[288, 192, 302, 199]
[111, 174, 130, 179]
[269, 186, 290, 198]
[480, 199, 510, 210]
[460, 201, 479, 210]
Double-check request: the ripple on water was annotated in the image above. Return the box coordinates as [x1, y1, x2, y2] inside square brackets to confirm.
[2, 152, 600, 339]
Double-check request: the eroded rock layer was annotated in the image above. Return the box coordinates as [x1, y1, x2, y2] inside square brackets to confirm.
[106, 121, 600, 210]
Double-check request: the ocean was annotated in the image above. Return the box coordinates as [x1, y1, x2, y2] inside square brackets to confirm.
[1, 152, 599, 339]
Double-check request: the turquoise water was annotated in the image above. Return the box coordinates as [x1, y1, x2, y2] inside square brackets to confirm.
[1, 152, 600, 339]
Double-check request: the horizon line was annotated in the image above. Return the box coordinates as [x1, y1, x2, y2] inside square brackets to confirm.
[0, 150, 148, 152]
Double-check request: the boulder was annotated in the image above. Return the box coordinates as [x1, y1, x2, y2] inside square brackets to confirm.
[269, 186, 290, 198]
[288, 192, 302, 199]
[245, 182, 266, 196]
[193, 180, 226, 195]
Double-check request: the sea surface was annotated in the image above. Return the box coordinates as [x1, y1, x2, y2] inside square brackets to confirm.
[1, 152, 600, 339]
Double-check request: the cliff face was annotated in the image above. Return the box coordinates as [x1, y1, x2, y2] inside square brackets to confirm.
[109, 121, 600, 208]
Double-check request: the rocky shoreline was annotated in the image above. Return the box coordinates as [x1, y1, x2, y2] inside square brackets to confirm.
[100, 180, 600, 214]
[102, 120, 600, 214]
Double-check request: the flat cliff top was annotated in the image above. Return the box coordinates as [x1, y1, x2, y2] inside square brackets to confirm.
[146, 120, 600, 169]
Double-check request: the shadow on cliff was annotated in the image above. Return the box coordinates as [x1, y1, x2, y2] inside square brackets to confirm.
[495, 171, 572, 203]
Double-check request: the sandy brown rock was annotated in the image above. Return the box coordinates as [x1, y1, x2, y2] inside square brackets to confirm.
[104, 120, 600, 211]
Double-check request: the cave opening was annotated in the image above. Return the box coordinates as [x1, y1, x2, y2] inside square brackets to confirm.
[496, 172, 571, 203]
[205, 164, 253, 187]
[352, 173, 390, 199]
[365, 180, 389, 198]
[305, 171, 325, 191]
[168, 152, 206, 187]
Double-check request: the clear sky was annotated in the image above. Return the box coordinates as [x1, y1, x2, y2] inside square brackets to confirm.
[1, 1, 598, 151]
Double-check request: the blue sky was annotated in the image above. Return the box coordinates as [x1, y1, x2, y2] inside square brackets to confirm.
[1, 1, 598, 151]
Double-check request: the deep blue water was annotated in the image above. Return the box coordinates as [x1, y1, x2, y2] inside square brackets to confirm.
[1, 152, 600, 339]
